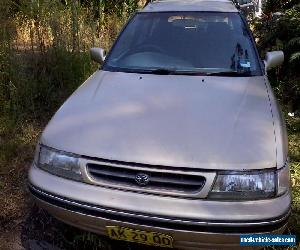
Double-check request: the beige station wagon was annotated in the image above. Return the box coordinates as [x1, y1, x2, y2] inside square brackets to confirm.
[29, 0, 291, 249]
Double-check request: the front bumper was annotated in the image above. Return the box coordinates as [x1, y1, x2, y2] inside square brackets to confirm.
[28, 165, 291, 249]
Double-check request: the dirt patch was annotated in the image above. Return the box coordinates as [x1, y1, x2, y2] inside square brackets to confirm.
[0, 223, 24, 250]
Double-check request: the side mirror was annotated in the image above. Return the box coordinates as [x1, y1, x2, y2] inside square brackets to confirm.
[90, 47, 106, 64]
[264, 51, 284, 71]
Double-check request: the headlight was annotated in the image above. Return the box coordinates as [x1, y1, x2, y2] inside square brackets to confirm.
[209, 170, 276, 200]
[37, 145, 82, 181]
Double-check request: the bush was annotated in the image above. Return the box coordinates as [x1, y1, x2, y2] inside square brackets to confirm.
[253, 1, 300, 113]
[0, 0, 139, 123]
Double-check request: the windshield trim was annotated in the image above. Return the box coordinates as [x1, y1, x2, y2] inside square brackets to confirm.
[102, 11, 263, 77]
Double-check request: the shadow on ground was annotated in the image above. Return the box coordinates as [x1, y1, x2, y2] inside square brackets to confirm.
[20, 205, 169, 250]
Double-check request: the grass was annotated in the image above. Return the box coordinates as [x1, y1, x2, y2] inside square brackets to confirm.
[287, 114, 300, 244]
[0, 117, 42, 225]
[0, 110, 299, 249]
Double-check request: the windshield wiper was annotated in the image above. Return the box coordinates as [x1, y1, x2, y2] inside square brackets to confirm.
[148, 68, 208, 76]
[109, 67, 254, 76]
[207, 71, 253, 77]
[148, 68, 176, 75]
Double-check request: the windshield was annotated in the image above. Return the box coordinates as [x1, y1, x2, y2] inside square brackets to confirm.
[103, 12, 261, 76]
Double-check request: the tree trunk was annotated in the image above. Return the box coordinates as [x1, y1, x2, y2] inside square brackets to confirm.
[71, 0, 79, 52]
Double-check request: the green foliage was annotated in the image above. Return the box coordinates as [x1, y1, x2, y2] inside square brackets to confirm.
[0, 0, 142, 123]
[288, 37, 300, 63]
[262, 0, 300, 14]
[288, 37, 300, 47]
[14, 50, 95, 119]
[253, 0, 300, 113]
[0, 49, 96, 121]
[290, 51, 300, 63]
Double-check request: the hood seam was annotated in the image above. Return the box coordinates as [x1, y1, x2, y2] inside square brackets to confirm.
[263, 77, 278, 168]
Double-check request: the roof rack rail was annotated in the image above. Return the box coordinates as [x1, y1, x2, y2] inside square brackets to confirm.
[144, 0, 241, 9]
[231, 0, 241, 9]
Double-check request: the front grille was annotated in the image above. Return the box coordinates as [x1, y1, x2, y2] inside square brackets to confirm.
[87, 163, 206, 194]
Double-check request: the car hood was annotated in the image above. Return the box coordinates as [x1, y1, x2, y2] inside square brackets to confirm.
[41, 70, 276, 170]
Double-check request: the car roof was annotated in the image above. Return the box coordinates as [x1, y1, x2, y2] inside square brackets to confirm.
[140, 0, 238, 13]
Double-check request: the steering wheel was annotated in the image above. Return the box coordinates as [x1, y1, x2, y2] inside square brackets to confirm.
[134, 44, 164, 53]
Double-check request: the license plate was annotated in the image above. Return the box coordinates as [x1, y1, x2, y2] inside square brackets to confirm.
[107, 226, 173, 248]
